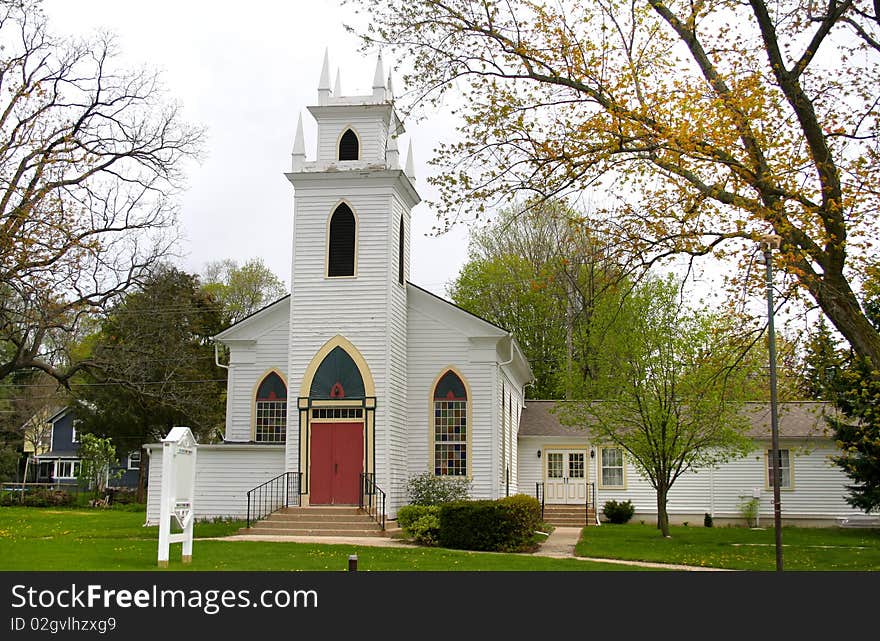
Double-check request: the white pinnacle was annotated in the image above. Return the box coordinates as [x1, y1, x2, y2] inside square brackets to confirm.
[334, 69, 341, 97]
[318, 49, 331, 104]
[372, 52, 386, 100]
[404, 140, 415, 181]
[292, 113, 305, 171]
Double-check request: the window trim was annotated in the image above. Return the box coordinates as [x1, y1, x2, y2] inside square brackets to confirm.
[336, 126, 361, 161]
[429, 367, 472, 479]
[325, 200, 358, 279]
[251, 369, 288, 444]
[54, 459, 80, 480]
[765, 448, 794, 491]
[127, 451, 141, 471]
[598, 446, 627, 489]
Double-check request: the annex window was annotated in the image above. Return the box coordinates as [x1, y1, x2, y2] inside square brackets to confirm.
[328, 203, 356, 277]
[128, 451, 141, 470]
[600, 447, 625, 488]
[433, 370, 468, 477]
[339, 129, 359, 161]
[398, 215, 405, 285]
[767, 449, 792, 489]
[255, 372, 287, 443]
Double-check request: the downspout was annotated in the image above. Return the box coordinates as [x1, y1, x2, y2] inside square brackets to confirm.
[214, 342, 229, 370]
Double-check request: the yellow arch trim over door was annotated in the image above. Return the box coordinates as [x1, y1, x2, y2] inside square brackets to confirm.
[299, 334, 375, 398]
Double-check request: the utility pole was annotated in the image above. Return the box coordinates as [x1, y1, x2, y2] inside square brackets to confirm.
[761, 234, 783, 572]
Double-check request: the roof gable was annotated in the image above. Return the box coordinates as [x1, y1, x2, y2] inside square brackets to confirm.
[213, 295, 290, 342]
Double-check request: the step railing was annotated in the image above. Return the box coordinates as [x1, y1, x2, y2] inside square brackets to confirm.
[246, 472, 302, 528]
[535, 481, 545, 521]
[358, 473, 386, 531]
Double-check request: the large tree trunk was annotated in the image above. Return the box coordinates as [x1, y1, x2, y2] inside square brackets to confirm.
[656, 485, 671, 538]
[811, 271, 880, 369]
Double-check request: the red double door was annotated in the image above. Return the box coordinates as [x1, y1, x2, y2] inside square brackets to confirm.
[310, 422, 363, 505]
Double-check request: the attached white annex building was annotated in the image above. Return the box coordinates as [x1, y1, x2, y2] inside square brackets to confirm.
[146, 54, 869, 529]
[146, 54, 532, 525]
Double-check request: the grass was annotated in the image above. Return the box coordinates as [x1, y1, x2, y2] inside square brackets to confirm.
[576, 522, 880, 570]
[0, 506, 643, 572]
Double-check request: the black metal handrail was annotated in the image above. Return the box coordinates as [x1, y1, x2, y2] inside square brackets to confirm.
[358, 472, 386, 531]
[588, 482, 598, 525]
[536, 481, 545, 520]
[246, 472, 301, 528]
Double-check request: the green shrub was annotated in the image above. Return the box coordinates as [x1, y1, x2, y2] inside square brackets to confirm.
[704, 512, 714, 527]
[602, 499, 635, 524]
[437, 494, 542, 552]
[397, 505, 441, 545]
[405, 472, 471, 506]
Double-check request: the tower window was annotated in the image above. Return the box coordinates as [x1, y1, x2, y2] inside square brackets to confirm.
[328, 204, 356, 277]
[339, 129, 359, 161]
[398, 216, 405, 285]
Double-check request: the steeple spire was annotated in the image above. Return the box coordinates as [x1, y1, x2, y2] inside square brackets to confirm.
[292, 113, 305, 171]
[318, 49, 331, 105]
[334, 69, 342, 97]
[372, 52, 386, 101]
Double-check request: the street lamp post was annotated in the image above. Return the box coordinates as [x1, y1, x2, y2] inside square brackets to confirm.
[761, 234, 783, 572]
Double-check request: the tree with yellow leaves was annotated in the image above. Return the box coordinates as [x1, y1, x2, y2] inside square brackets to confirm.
[348, 0, 880, 365]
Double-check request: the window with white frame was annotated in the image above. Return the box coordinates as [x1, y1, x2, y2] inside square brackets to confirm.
[55, 460, 80, 479]
[71, 419, 80, 443]
[128, 451, 141, 470]
[600, 447, 625, 487]
[767, 449, 791, 489]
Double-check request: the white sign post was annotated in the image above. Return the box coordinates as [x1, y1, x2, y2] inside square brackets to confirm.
[157, 426, 198, 567]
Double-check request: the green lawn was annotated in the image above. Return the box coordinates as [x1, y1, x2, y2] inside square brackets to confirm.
[576, 522, 880, 570]
[0, 507, 640, 571]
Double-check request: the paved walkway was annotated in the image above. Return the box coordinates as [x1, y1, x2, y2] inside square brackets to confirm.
[213, 526, 729, 571]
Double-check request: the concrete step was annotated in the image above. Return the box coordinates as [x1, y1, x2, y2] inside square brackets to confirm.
[257, 519, 380, 530]
[266, 513, 375, 523]
[241, 526, 387, 537]
[277, 506, 362, 515]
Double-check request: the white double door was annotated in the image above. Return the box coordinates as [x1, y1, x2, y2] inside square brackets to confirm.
[545, 449, 588, 504]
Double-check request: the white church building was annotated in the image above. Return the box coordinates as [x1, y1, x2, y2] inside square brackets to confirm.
[145, 54, 868, 530]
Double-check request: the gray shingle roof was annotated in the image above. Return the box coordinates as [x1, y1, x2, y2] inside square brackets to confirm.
[519, 400, 836, 439]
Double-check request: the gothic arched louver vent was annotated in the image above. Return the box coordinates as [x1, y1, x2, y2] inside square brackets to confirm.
[328, 204, 356, 277]
[257, 372, 287, 401]
[338, 129, 359, 161]
[434, 370, 467, 401]
[310, 346, 365, 399]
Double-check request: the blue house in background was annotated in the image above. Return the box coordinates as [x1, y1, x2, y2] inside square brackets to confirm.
[32, 407, 142, 489]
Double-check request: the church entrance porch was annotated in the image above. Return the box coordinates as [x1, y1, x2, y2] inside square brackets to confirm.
[309, 422, 363, 505]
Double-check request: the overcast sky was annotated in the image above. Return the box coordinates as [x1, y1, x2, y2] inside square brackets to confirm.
[42, 0, 470, 297]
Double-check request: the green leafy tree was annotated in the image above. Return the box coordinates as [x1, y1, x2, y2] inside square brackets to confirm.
[349, 0, 880, 369]
[201, 258, 288, 325]
[558, 276, 760, 536]
[76, 433, 120, 497]
[74, 265, 227, 499]
[449, 201, 632, 398]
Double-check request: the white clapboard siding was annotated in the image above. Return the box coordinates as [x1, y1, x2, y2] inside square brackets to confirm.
[405, 303, 498, 501]
[518, 435, 866, 521]
[314, 107, 390, 164]
[144, 444, 285, 524]
[224, 317, 290, 443]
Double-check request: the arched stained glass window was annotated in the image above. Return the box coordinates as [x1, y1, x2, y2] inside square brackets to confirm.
[433, 370, 467, 476]
[339, 129, 359, 161]
[328, 204, 356, 277]
[255, 372, 286, 443]
[310, 346, 365, 399]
